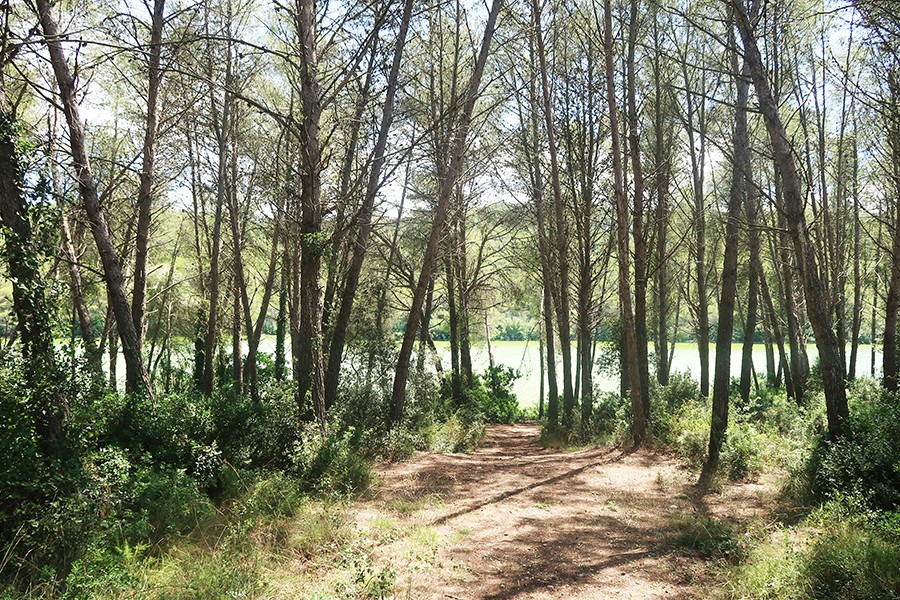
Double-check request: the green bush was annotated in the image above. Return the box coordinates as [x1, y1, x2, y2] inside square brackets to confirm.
[292, 423, 372, 497]
[427, 412, 485, 453]
[731, 499, 900, 600]
[809, 392, 900, 510]
[589, 392, 629, 437]
[720, 420, 766, 481]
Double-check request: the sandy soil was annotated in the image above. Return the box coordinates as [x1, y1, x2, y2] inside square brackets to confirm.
[353, 423, 775, 600]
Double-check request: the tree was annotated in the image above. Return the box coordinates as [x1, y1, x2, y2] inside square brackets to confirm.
[390, 0, 504, 426]
[36, 0, 153, 398]
[735, 0, 849, 436]
[603, 0, 646, 445]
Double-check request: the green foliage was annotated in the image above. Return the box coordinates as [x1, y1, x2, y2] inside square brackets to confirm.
[426, 412, 485, 453]
[292, 423, 372, 497]
[438, 366, 521, 425]
[474, 365, 521, 424]
[588, 392, 630, 437]
[729, 499, 900, 600]
[645, 374, 773, 480]
[808, 386, 900, 511]
[669, 513, 742, 560]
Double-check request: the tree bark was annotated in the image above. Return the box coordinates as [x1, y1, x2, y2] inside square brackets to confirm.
[532, 0, 574, 428]
[706, 20, 750, 473]
[736, 0, 848, 435]
[37, 0, 152, 397]
[293, 0, 327, 435]
[740, 187, 760, 403]
[627, 0, 651, 423]
[323, 0, 414, 409]
[604, 0, 645, 445]
[0, 91, 69, 452]
[131, 0, 166, 351]
[389, 0, 503, 426]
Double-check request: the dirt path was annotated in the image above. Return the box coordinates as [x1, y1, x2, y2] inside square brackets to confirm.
[354, 423, 774, 600]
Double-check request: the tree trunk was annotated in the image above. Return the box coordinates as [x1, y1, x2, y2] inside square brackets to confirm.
[706, 22, 750, 473]
[60, 212, 102, 375]
[532, 0, 574, 428]
[324, 0, 414, 409]
[131, 0, 166, 352]
[295, 0, 327, 435]
[736, 1, 848, 435]
[0, 92, 69, 452]
[604, 0, 645, 445]
[389, 0, 503, 426]
[37, 0, 152, 397]
[245, 213, 282, 401]
[275, 265, 287, 382]
[740, 186, 760, 403]
[883, 66, 900, 392]
[627, 0, 650, 423]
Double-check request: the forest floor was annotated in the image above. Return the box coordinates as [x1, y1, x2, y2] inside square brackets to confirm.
[284, 422, 778, 599]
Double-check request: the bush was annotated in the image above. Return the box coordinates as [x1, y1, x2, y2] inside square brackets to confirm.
[477, 365, 521, 424]
[427, 413, 485, 453]
[720, 420, 766, 481]
[292, 423, 372, 497]
[589, 392, 629, 437]
[809, 392, 900, 511]
[731, 499, 900, 600]
[437, 366, 520, 425]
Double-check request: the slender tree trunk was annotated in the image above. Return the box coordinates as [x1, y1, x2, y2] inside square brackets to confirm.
[681, 52, 710, 398]
[274, 266, 287, 382]
[736, 1, 848, 435]
[759, 260, 793, 395]
[532, 0, 574, 428]
[456, 211, 474, 388]
[244, 213, 281, 401]
[321, 44, 377, 341]
[539, 296, 546, 420]
[848, 124, 862, 380]
[232, 285, 242, 392]
[525, 27, 559, 427]
[706, 22, 750, 473]
[445, 237, 462, 400]
[740, 188, 760, 402]
[627, 0, 650, 422]
[131, 0, 166, 351]
[202, 104, 229, 397]
[61, 212, 102, 375]
[324, 0, 413, 408]
[389, 0, 502, 426]
[37, 0, 152, 397]
[883, 67, 900, 392]
[604, 0, 645, 445]
[652, 21, 672, 386]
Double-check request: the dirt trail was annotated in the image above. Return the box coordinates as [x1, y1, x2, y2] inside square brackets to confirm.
[355, 423, 774, 600]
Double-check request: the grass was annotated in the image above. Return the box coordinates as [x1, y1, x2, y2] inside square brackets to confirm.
[667, 513, 743, 561]
[6, 471, 455, 600]
[713, 501, 900, 600]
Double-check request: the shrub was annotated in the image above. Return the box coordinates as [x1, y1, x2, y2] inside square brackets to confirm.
[427, 412, 485, 453]
[292, 423, 372, 497]
[471, 366, 520, 424]
[720, 420, 766, 481]
[668, 513, 742, 560]
[809, 393, 900, 511]
[730, 499, 900, 600]
[589, 392, 629, 437]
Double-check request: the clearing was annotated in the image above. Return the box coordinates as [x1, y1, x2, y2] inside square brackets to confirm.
[321, 422, 775, 599]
